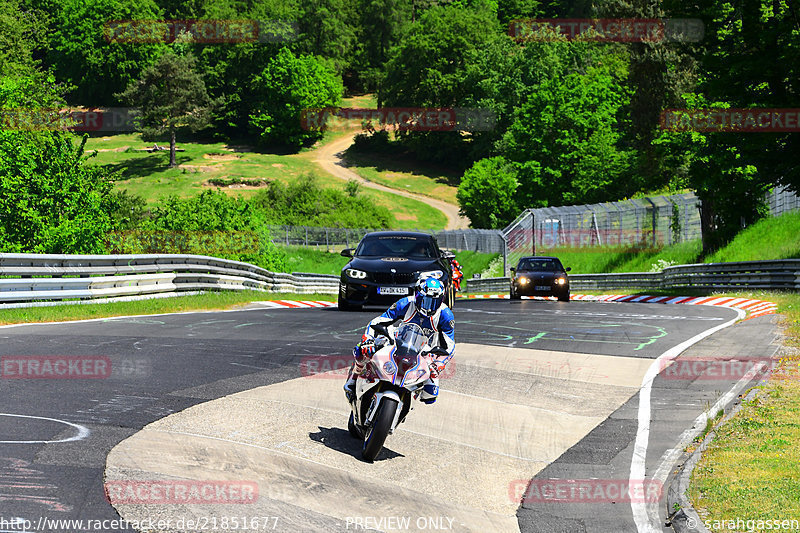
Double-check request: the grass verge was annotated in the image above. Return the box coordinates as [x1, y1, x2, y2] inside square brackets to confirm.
[688, 291, 800, 531]
[0, 291, 335, 326]
[342, 149, 460, 205]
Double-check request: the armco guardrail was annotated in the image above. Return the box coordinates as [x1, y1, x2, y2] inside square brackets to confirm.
[2, 255, 796, 305]
[0, 253, 340, 304]
[465, 260, 800, 293]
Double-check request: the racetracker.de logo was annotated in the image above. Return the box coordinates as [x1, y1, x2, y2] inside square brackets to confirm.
[300, 355, 455, 379]
[509, 479, 662, 504]
[660, 108, 800, 133]
[659, 356, 778, 381]
[509, 18, 704, 42]
[300, 107, 496, 132]
[104, 480, 259, 504]
[2, 356, 112, 379]
[0, 108, 137, 132]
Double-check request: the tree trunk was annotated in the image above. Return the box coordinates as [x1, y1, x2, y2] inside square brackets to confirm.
[169, 128, 177, 168]
[699, 197, 715, 256]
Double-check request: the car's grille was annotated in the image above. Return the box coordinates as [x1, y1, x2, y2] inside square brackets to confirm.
[372, 272, 417, 285]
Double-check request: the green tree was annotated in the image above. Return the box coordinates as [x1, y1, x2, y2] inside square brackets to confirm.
[354, 0, 411, 95]
[117, 50, 215, 167]
[499, 45, 634, 207]
[44, 0, 165, 105]
[0, 0, 49, 78]
[654, 98, 771, 254]
[297, 0, 357, 73]
[247, 47, 342, 149]
[0, 132, 119, 253]
[457, 156, 519, 228]
[380, 1, 504, 167]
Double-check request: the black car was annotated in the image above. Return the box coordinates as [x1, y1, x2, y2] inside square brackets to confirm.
[509, 256, 571, 302]
[338, 231, 455, 311]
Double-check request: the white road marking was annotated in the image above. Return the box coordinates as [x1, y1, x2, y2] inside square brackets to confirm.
[630, 306, 745, 533]
[0, 413, 89, 444]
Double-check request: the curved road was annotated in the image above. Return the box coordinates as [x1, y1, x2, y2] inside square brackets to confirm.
[312, 133, 470, 230]
[0, 300, 779, 532]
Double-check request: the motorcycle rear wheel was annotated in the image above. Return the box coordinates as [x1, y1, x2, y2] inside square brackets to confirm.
[361, 398, 398, 462]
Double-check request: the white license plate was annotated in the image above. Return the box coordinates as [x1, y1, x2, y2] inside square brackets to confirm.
[378, 287, 407, 295]
[535, 285, 550, 291]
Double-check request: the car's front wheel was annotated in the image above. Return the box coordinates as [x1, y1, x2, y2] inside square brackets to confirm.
[338, 294, 362, 311]
[558, 292, 570, 302]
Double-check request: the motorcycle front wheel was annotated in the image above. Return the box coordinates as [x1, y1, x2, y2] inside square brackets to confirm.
[348, 412, 362, 439]
[361, 398, 398, 462]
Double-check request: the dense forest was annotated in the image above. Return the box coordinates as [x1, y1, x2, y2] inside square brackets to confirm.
[1, 0, 798, 259]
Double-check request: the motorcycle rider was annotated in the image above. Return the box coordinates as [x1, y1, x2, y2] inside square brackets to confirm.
[450, 258, 463, 292]
[343, 275, 455, 404]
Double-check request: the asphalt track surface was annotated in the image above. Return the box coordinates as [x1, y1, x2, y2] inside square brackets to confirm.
[0, 299, 779, 533]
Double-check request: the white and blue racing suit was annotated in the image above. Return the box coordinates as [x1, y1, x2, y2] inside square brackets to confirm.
[351, 296, 455, 403]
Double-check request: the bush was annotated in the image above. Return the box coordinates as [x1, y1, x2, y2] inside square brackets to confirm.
[251, 173, 393, 228]
[106, 190, 287, 271]
[0, 131, 119, 253]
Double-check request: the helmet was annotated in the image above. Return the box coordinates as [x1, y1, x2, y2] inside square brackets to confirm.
[415, 276, 445, 316]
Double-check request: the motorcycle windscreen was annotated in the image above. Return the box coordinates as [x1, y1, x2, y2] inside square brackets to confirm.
[393, 323, 428, 382]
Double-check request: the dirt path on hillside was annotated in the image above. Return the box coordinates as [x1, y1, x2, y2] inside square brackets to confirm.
[311, 132, 470, 230]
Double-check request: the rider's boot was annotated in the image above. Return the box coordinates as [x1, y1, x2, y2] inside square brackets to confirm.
[419, 376, 439, 404]
[343, 358, 365, 402]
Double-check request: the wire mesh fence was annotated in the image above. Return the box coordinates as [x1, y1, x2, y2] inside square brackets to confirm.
[265, 225, 504, 254]
[501, 193, 702, 276]
[266, 186, 796, 274]
[768, 185, 800, 216]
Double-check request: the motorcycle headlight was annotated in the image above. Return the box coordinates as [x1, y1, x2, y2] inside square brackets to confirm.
[346, 268, 367, 279]
[419, 270, 443, 279]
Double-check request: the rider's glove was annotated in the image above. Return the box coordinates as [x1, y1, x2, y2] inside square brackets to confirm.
[429, 359, 446, 378]
[359, 339, 376, 358]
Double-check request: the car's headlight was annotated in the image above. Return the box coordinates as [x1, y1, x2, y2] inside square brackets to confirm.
[555, 277, 566, 285]
[419, 270, 443, 279]
[346, 268, 367, 279]
[517, 277, 529, 285]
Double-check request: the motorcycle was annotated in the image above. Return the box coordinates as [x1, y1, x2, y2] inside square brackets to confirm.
[450, 259, 464, 292]
[347, 322, 446, 462]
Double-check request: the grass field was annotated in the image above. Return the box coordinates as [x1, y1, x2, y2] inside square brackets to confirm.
[84, 131, 448, 230]
[83, 93, 449, 230]
[705, 210, 800, 262]
[688, 291, 800, 532]
[343, 149, 461, 205]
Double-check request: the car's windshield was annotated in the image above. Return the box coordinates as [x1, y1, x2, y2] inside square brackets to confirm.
[517, 258, 563, 272]
[356, 236, 436, 258]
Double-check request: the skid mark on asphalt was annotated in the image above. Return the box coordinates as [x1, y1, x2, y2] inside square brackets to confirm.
[106, 344, 653, 532]
[0, 457, 71, 512]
